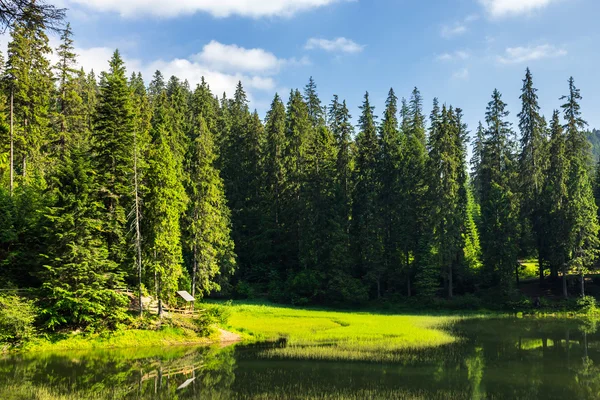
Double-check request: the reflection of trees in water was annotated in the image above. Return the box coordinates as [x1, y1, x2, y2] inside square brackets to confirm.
[2, 319, 600, 399]
[0, 345, 236, 399]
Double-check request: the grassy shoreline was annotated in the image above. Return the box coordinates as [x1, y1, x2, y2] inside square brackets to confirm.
[5, 300, 597, 356]
[4, 326, 219, 354]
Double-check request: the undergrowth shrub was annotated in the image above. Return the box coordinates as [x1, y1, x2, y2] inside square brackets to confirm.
[0, 294, 36, 346]
[577, 296, 598, 315]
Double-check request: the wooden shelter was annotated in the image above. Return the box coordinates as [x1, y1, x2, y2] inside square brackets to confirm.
[175, 290, 195, 314]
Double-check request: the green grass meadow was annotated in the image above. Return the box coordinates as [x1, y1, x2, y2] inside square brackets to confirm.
[224, 302, 464, 362]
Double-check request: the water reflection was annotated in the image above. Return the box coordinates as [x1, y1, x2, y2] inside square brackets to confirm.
[1, 318, 600, 399]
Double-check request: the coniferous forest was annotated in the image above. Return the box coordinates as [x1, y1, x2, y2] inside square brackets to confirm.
[2, 5, 600, 332]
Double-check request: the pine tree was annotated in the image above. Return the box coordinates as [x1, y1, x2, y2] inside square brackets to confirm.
[542, 111, 570, 298]
[427, 105, 463, 297]
[377, 88, 404, 294]
[92, 50, 134, 267]
[145, 92, 188, 316]
[40, 147, 127, 330]
[129, 71, 151, 314]
[326, 95, 363, 303]
[82, 70, 98, 132]
[561, 78, 599, 296]
[282, 89, 311, 281]
[517, 68, 547, 282]
[262, 94, 287, 286]
[352, 92, 383, 298]
[402, 88, 428, 296]
[5, 4, 54, 179]
[479, 89, 520, 288]
[470, 122, 485, 202]
[304, 77, 325, 128]
[52, 22, 85, 158]
[186, 114, 235, 299]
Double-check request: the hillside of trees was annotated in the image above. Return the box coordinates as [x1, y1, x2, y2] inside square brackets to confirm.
[1, 7, 600, 330]
[586, 129, 600, 161]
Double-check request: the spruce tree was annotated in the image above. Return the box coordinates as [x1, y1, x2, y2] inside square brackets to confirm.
[282, 89, 311, 281]
[352, 92, 383, 298]
[92, 50, 134, 267]
[561, 78, 599, 296]
[427, 105, 463, 297]
[401, 88, 428, 296]
[5, 4, 53, 179]
[262, 94, 287, 287]
[479, 89, 520, 288]
[145, 92, 188, 315]
[186, 114, 235, 299]
[377, 88, 404, 293]
[52, 22, 85, 158]
[40, 147, 127, 330]
[304, 77, 325, 128]
[517, 68, 547, 282]
[542, 111, 570, 298]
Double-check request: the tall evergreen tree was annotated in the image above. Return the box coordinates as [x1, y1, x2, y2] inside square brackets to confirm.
[281, 89, 311, 280]
[145, 92, 188, 316]
[561, 78, 599, 296]
[543, 111, 570, 298]
[52, 22, 85, 158]
[377, 88, 404, 294]
[40, 147, 127, 330]
[92, 50, 134, 267]
[401, 88, 428, 296]
[517, 68, 547, 282]
[427, 105, 463, 297]
[186, 114, 235, 299]
[5, 4, 53, 179]
[304, 77, 325, 128]
[262, 94, 287, 287]
[479, 89, 520, 288]
[352, 92, 383, 298]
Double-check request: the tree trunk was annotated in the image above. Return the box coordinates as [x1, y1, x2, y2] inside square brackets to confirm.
[562, 268, 568, 299]
[158, 274, 163, 318]
[376, 277, 381, 299]
[406, 252, 411, 297]
[191, 242, 198, 310]
[580, 273, 585, 297]
[134, 135, 143, 317]
[9, 88, 13, 196]
[538, 255, 544, 283]
[448, 262, 453, 298]
[515, 264, 520, 286]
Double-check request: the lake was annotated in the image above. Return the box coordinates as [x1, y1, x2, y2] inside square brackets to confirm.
[1, 317, 599, 399]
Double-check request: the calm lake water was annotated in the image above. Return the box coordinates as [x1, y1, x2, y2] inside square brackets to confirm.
[2, 318, 599, 399]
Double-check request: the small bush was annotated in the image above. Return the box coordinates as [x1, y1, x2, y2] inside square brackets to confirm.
[0, 294, 36, 346]
[204, 301, 232, 325]
[577, 295, 598, 314]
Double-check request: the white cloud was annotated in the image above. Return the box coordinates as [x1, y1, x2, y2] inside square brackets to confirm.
[453, 68, 470, 80]
[437, 50, 470, 62]
[192, 41, 286, 74]
[480, 0, 559, 18]
[55, 40, 309, 105]
[441, 23, 467, 39]
[497, 44, 567, 64]
[304, 37, 364, 53]
[67, 0, 350, 18]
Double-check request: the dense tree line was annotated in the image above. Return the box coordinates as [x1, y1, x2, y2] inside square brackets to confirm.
[1, 10, 599, 329]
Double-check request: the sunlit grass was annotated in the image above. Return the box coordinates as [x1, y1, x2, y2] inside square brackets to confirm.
[225, 303, 464, 362]
[24, 327, 217, 353]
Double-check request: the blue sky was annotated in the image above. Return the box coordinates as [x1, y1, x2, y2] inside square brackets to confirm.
[22, 0, 600, 132]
